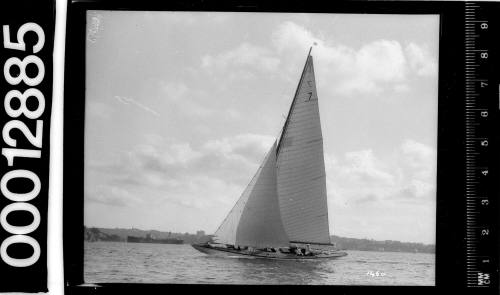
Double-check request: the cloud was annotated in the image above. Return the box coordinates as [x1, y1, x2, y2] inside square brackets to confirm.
[159, 82, 213, 117]
[399, 139, 437, 181]
[86, 133, 276, 209]
[394, 84, 411, 93]
[399, 179, 435, 201]
[203, 133, 275, 163]
[201, 43, 281, 76]
[326, 140, 437, 243]
[158, 82, 241, 120]
[400, 139, 436, 167]
[272, 21, 438, 96]
[405, 43, 438, 77]
[354, 40, 407, 84]
[326, 140, 436, 207]
[272, 21, 320, 54]
[85, 132, 281, 233]
[340, 150, 395, 184]
[85, 185, 140, 207]
[114, 95, 160, 117]
[355, 194, 379, 205]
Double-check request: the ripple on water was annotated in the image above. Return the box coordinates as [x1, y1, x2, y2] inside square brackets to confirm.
[84, 242, 435, 285]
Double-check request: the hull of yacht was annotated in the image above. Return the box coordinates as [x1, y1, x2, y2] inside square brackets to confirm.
[191, 244, 347, 260]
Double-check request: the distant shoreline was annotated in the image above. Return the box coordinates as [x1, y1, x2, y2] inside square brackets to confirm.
[84, 226, 435, 254]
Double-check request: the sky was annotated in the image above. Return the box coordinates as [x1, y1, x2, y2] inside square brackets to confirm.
[84, 11, 439, 244]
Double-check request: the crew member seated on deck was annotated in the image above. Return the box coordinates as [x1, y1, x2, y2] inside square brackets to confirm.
[305, 244, 313, 256]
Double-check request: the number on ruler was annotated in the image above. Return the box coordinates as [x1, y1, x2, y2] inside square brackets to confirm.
[481, 23, 488, 30]
[482, 169, 488, 176]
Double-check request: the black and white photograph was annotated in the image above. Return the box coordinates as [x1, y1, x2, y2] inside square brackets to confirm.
[83, 11, 439, 285]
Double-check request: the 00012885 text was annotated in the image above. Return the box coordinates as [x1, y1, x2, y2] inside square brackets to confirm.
[0, 22, 45, 267]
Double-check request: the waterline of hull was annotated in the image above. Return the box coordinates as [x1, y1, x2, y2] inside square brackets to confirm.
[191, 244, 348, 260]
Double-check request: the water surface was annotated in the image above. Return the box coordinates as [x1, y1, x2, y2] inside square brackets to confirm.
[85, 241, 434, 285]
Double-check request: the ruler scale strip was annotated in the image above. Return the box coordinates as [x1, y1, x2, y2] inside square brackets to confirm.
[463, 1, 496, 288]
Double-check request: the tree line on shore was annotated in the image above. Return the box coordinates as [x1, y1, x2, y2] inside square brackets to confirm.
[84, 226, 435, 253]
[84, 226, 211, 244]
[331, 235, 435, 253]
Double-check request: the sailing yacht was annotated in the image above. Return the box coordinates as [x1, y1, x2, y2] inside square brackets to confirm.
[192, 48, 347, 260]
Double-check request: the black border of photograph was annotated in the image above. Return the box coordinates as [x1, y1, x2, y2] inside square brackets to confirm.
[63, 1, 499, 294]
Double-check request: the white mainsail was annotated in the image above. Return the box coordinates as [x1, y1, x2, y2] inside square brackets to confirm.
[276, 53, 331, 245]
[213, 142, 289, 248]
